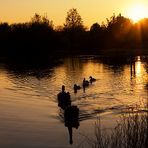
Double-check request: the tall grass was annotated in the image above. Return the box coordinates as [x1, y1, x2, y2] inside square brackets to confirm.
[86, 107, 148, 148]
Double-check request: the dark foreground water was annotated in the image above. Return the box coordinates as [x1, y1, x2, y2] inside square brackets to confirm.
[0, 56, 148, 148]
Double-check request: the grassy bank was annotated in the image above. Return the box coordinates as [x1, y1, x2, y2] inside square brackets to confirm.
[83, 105, 148, 148]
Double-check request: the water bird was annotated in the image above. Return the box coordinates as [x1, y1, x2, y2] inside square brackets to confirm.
[89, 76, 96, 83]
[64, 105, 79, 144]
[73, 84, 81, 93]
[57, 86, 79, 145]
[83, 78, 89, 87]
[57, 85, 71, 110]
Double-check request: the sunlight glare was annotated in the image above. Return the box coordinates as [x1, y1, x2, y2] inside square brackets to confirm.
[136, 56, 141, 76]
[128, 4, 148, 23]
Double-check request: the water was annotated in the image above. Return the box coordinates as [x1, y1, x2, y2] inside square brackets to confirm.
[0, 56, 148, 148]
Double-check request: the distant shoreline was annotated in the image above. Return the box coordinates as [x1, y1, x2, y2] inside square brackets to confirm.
[52, 48, 148, 57]
[1, 48, 148, 59]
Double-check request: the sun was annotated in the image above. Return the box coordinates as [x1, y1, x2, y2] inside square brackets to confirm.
[128, 4, 148, 23]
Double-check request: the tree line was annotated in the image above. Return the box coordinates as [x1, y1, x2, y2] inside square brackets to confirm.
[0, 8, 148, 57]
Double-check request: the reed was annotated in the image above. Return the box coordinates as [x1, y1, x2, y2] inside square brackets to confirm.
[86, 106, 148, 148]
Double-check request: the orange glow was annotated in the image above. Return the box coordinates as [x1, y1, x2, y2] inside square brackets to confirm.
[0, 1, 148, 27]
[127, 4, 148, 23]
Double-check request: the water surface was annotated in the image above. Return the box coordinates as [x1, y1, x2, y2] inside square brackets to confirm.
[0, 56, 148, 147]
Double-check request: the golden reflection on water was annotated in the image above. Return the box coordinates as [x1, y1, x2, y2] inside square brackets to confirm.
[134, 56, 147, 91]
[130, 57, 148, 111]
[136, 61, 141, 75]
[0, 56, 148, 147]
[0, 71, 14, 89]
[0, 56, 147, 104]
[136, 56, 142, 76]
[82, 61, 103, 78]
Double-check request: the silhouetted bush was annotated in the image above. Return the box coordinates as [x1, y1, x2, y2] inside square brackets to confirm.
[1, 9, 148, 58]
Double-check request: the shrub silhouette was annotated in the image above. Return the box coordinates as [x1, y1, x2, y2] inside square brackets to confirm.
[0, 10, 148, 58]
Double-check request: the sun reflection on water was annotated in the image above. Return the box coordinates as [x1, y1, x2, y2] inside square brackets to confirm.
[136, 56, 141, 76]
[0, 56, 148, 147]
[135, 56, 147, 80]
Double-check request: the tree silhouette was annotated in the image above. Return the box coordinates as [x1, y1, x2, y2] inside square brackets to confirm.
[89, 23, 105, 48]
[64, 8, 84, 30]
[62, 8, 86, 49]
[90, 23, 101, 32]
[30, 13, 53, 29]
[105, 13, 133, 47]
[1, 10, 148, 58]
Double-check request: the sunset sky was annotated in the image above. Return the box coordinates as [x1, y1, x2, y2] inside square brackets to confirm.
[0, 0, 148, 27]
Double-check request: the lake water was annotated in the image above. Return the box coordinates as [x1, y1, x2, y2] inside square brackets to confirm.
[0, 56, 148, 148]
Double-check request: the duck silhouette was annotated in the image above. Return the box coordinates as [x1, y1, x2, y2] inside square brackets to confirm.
[57, 85, 80, 144]
[57, 85, 71, 110]
[83, 78, 89, 87]
[64, 105, 79, 144]
[73, 84, 81, 93]
[89, 76, 96, 83]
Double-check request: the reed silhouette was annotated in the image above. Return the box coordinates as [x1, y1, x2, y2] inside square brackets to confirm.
[130, 57, 136, 78]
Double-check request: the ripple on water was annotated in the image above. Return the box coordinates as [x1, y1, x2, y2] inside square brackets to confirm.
[0, 56, 148, 147]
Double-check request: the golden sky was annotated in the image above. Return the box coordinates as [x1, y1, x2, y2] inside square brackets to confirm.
[0, 0, 148, 27]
